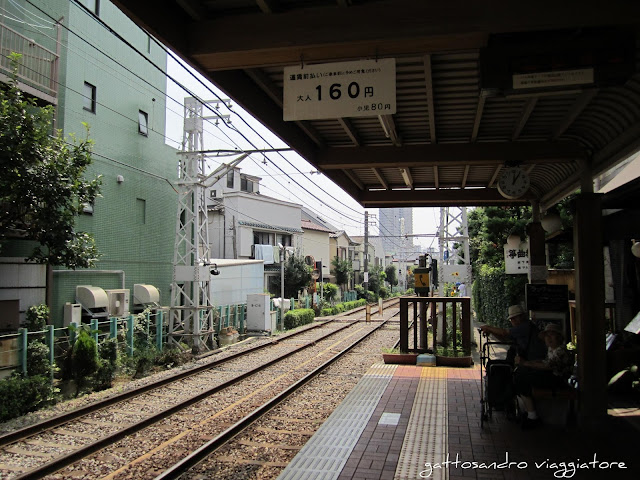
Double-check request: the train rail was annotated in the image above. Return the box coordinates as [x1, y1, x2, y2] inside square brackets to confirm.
[0, 298, 403, 479]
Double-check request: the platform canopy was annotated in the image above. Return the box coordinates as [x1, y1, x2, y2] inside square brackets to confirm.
[112, 0, 640, 209]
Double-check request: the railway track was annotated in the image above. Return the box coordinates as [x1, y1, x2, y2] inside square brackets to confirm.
[0, 298, 403, 479]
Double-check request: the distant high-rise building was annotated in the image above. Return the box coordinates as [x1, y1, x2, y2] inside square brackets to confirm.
[378, 208, 414, 255]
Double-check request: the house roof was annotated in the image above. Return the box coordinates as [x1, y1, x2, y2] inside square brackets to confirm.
[301, 219, 333, 233]
[238, 220, 303, 233]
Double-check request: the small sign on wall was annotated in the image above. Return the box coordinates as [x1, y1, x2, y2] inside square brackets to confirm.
[504, 242, 529, 274]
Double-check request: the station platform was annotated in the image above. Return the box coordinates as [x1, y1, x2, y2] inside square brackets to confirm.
[277, 362, 638, 480]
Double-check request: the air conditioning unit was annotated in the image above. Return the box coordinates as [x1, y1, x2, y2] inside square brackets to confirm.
[105, 289, 130, 317]
[63, 303, 82, 327]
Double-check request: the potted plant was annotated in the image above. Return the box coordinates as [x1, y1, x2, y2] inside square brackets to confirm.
[435, 345, 473, 367]
[381, 347, 419, 365]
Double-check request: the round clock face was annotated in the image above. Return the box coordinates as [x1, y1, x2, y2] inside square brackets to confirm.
[497, 167, 530, 199]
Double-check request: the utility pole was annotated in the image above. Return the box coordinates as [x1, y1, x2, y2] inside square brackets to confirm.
[438, 207, 471, 292]
[363, 211, 369, 291]
[169, 97, 215, 353]
[400, 217, 406, 291]
[169, 97, 244, 353]
[280, 245, 285, 330]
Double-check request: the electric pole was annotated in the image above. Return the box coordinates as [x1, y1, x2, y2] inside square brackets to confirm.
[364, 211, 369, 291]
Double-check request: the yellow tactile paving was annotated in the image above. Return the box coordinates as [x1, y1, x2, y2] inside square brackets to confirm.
[395, 367, 449, 480]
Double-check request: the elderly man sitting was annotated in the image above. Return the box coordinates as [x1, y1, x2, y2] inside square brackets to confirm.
[480, 305, 547, 362]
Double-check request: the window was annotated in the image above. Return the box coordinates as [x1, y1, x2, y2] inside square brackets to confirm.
[240, 176, 254, 192]
[276, 234, 291, 247]
[83, 82, 96, 113]
[82, 0, 100, 15]
[226, 170, 234, 189]
[136, 198, 146, 224]
[138, 110, 148, 136]
[253, 231, 273, 245]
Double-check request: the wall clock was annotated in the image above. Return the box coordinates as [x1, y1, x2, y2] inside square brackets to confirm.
[497, 166, 530, 199]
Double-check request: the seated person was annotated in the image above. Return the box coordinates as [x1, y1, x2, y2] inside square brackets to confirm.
[480, 305, 547, 361]
[513, 323, 574, 429]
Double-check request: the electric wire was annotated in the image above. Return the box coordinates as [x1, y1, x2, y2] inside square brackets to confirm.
[15, 0, 391, 238]
[60, 0, 367, 222]
[24, 0, 365, 229]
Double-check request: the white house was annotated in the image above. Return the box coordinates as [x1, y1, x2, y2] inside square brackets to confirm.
[207, 167, 303, 293]
[301, 219, 333, 283]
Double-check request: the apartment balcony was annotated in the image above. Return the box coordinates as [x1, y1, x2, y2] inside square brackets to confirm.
[0, 22, 59, 105]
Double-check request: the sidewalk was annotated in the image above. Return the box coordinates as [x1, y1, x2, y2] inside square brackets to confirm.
[278, 355, 638, 480]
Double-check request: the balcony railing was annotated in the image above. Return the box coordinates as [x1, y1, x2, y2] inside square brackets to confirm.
[0, 22, 59, 104]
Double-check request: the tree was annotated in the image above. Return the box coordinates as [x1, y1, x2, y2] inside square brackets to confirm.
[467, 206, 531, 275]
[0, 55, 101, 268]
[384, 264, 398, 288]
[367, 264, 386, 296]
[283, 254, 312, 298]
[331, 256, 352, 290]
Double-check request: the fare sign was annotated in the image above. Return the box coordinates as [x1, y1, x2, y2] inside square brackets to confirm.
[283, 58, 396, 121]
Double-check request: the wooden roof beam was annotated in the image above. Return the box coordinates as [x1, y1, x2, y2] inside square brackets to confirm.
[372, 168, 388, 190]
[552, 89, 598, 140]
[461, 165, 470, 188]
[424, 54, 436, 144]
[315, 142, 587, 170]
[512, 98, 538, 141]
[360, 188, 530, 208]
[338, 118, 360, 146]
[471, 96, 485, 142]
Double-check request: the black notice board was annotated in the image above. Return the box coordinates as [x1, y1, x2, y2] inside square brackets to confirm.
[525, 284, 569, 312]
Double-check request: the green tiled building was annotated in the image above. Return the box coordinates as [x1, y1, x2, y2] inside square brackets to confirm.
[0, 0, 177, 328]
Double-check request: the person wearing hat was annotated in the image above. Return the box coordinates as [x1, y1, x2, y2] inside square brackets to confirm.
[480, 305, 547, 362]
[513, 322, 574, 429]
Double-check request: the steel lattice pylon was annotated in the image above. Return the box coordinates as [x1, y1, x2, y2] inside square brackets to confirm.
[169, 97, 215, 352]
[438, 207, 471, 290]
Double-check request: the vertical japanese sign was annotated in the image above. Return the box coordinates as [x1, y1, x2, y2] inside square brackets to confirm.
[504, 241, 530, 274]
[283, 58, 396, 121]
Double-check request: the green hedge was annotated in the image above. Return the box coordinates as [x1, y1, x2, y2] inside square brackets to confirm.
[472, 265, 527, 328]
[0, 375, 56, 422]
[319, 299, 367, 317]
[284, 308, 315, 329]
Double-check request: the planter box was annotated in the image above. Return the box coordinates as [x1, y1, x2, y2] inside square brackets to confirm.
[435, 355, 473, 367]
[382, 353, 419, 365]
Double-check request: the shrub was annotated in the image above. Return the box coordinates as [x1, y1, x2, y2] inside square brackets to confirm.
[71, 328, 99, 395]
[323, 282, 339, 302]
[284, 308, 315, 329]
[379, 286, 389, 298]
[25, 304, 49, 331]
[154, 346, 191, 369]
[0, 374, 56, 422]
[95, 338, 118, 391]
[27, 341, 52, 378]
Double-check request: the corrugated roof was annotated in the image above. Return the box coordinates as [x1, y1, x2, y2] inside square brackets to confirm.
[237, 220, 303, 233]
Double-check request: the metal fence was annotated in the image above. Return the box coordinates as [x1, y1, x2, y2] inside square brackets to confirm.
[0, 22, 59, 101]
[0, 297, 321, 379]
